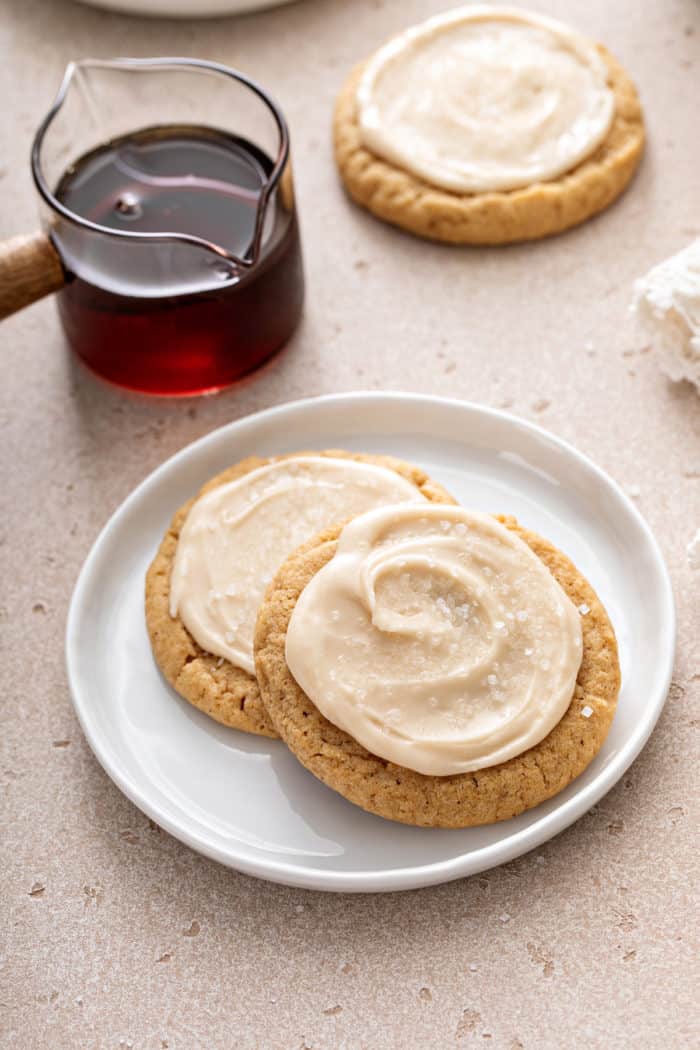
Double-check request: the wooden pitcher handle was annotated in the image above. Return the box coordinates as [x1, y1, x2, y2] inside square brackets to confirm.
[0, 232, 65, 321]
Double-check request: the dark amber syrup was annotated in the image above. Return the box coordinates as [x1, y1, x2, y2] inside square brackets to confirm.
[54, 125, 304, 395]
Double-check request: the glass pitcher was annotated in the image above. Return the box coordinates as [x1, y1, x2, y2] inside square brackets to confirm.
[0, 58, 304, 396]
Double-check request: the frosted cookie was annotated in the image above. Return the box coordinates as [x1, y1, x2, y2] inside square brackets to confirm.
[145, 451, 455, 736]
[254, 506, 621, 826]
[334, 6, 644, 244]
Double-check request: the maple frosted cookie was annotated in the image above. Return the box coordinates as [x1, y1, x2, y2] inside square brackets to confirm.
[145, 451, 455, 737]
[254, 506, 620, 826]
[334, 6, 644, 244]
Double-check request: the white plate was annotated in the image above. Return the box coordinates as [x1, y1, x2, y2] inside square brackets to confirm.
[76, 0, 297, 18]
[66, 393, 675, 892]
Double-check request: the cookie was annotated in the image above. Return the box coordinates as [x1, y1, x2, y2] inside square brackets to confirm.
[254, 516, 621, 826]
[334, 46, 644, 245]
[145, 451, 455, 737]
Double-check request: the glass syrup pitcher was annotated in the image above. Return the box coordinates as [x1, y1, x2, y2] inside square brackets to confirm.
[0, 58, 304, 396]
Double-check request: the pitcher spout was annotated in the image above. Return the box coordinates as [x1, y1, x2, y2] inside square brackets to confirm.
[32, 57, 293, 281]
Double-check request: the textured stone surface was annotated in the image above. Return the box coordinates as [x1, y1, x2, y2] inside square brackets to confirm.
[1, 1, 698, 1047]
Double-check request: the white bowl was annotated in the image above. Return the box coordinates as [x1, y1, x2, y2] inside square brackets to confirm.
[76, 0, 298, 18]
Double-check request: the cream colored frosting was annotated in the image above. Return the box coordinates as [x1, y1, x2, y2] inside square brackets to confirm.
[285, 505, 583, 776]
[356, 6, 615, 194]
[169, 457, 427, 674]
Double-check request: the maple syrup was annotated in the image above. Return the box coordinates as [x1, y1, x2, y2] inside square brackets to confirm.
[54, 125, 304, 395]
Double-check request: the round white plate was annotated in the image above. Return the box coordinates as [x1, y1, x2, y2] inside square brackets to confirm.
[66, 393, 675, 892]
[76, 0, 297, 18]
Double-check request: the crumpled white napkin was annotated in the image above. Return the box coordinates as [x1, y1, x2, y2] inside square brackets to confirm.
[633, 237, 700, 394]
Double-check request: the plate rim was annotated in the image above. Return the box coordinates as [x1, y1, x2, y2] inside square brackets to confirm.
[65, 391, 676, 892]
[74, 0, 298, 17]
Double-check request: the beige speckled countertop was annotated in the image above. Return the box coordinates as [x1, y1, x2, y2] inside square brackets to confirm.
[2, 0, 699, 1047]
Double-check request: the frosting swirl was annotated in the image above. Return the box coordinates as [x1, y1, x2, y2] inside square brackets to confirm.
[285, 505, 583, 775]
[356, 6, 615, 194]
[169, 457, 427, 674]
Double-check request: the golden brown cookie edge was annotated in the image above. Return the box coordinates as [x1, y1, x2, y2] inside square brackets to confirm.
[254, 516, 621, 825]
